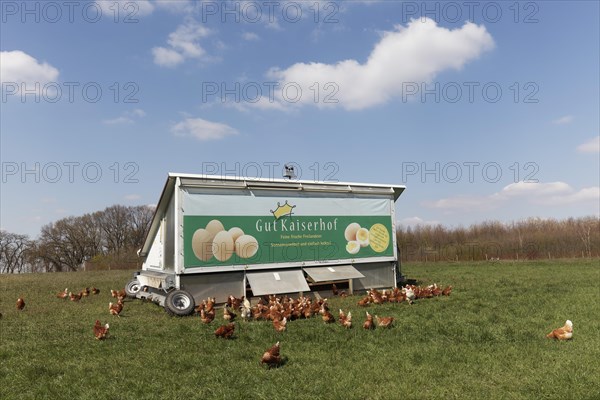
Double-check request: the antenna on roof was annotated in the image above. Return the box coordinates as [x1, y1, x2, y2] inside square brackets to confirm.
[283, 164, 296, 180]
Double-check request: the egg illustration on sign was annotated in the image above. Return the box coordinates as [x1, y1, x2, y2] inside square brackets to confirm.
[192, 220, 260, 262]
[235, 234, 259, 259]
[345, 222, 368, 255]
[192, 228, 215, 261]
[356, 228, 370, 247]
[344, 222, 361, 241]
[229, 227, 245, 242]
[205, 219, 225, 236]
[212, 230, 235, 262]
[346, 240, 360, 255]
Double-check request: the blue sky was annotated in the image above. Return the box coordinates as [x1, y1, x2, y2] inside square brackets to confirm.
[1, 0, 599, 238]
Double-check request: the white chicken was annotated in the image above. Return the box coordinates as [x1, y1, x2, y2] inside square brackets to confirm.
[546, 320, 573, 340]
[403, 287, 415, 304]
[241, 298, 252, 320]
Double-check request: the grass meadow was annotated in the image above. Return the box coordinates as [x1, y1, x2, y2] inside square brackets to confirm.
[1, 259, 599, 400]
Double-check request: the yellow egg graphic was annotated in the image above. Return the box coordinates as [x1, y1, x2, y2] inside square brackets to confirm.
[346, 240, 360, 255]
[356, 227, 370, 247]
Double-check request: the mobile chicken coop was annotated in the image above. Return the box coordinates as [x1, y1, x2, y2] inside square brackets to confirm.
[126, 173, 405, 315]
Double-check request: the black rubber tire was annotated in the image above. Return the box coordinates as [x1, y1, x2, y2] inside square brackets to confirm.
[125, 279, 141, 298]
[164, 289, 195, 316]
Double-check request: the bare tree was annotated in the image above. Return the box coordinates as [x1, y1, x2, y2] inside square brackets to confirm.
[0, 231, 33, 273]
[127, 205, 155, 249]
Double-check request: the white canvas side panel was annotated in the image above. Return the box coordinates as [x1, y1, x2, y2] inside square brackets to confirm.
[181, 188, 392, 216]
[164, 192, 176, 271]
[143, 222, 163, 270]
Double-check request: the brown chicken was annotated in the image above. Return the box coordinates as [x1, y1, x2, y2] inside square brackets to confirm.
[442, 286, 453, 296]
[91, 287, 100, 295]
[261, 341, 282, 368]
[214, 323, 235, 339]
[81, 287, 90, 297]
[205, 297, 216, 314]
[273, 317, 287, 333]
[322, 310, 335, 324]
[57, 288, 68, 299]
[332, 283, 338, 296]
[111, 289, 126, 301]
[93, 320, 110, 340]
[546, 320, 573, 340]
[200, 309, 215, 324]
[375, 315, 394, 328]
[16, 297, 25, 310]
[363, 312, 374, 330]
[69, 292, 82, 302]
[109, 301, 124, 317]
[370, 289, 385, 304]
[227, 295, 243, 310]
[338, 309, 352, 329]
[357, 296, 370, 307]
[223, 305, 236, 321]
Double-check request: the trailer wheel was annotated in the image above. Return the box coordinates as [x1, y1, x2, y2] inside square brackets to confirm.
[125, 279, 141, 298]
[164, 290, 195, 316]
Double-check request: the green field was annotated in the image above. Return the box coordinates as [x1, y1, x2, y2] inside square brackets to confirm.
[1, 260, 599, 400]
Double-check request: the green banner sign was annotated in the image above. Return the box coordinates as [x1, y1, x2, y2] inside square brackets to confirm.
[183, 214, 394, 268]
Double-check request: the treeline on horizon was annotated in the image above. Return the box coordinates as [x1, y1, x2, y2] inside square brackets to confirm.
[1, 209, 598, 273]
[0, 205, 154, 274]
[396, 216, 599, 262]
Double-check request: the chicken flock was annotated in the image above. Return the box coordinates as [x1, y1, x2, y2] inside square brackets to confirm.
[195, 284, 457, 366]
[4, 280, 573, 368]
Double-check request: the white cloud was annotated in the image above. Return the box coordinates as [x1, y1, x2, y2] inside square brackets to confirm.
[171, 118, 239, 141]
[0, 50, 59, 85]
[103, 116, 134, 125]
[261, 18, 494, 110]
[95, 0, 154, 17]
[427, 181, 600, 211]
[264, 18, 282, 31]
[242, 32, 260, 41]
[154, 0, 195, 13]
[497, 181, 571, 198]
[577, 136, 600, 154]
[152, 47, 185, 68]
[399, 216, 440, 227]
[103, 109, 146, 125]
[537, 186, 599, 206]
[426, 194, 494, 212]
[152, 18, 212, 67]
[552, 115, 573, 125]
[130, 109, 146, 117]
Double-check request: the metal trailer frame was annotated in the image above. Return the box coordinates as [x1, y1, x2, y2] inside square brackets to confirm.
[126, 173, 405, 315]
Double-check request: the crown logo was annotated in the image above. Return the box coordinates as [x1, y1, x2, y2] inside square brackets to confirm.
[270, 201, 296, 220]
